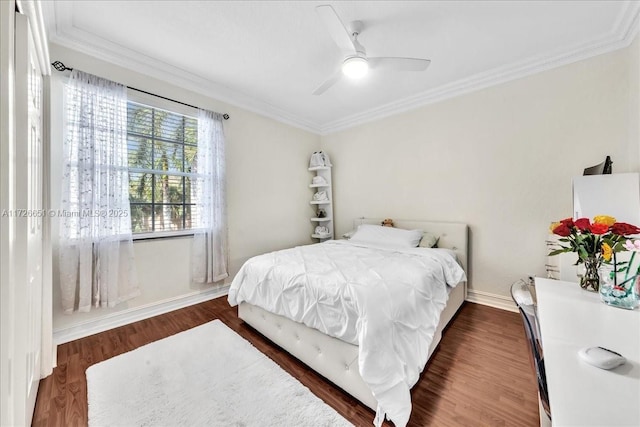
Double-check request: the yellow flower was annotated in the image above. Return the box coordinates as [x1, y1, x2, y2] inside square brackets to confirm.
[602, 242, 613, 262]
[594, 215, 616, 226]
[549, 222, 561, 233]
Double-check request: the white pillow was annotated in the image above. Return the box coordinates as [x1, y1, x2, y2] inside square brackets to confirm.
[418, 232, 439, 248]
[349, 224, 423, 248]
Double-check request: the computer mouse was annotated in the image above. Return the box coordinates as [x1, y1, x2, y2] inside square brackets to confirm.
[578, 346, 626, 370]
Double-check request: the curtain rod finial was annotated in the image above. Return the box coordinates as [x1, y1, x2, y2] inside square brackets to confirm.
[223, 114, 230, 120]
[52, 61, 73, 72]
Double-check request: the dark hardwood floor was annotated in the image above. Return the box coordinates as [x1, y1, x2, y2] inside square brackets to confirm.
[33, 299, 539, 426]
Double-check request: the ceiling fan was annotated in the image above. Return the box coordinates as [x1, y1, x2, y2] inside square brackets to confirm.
[313, 5, 431, 95]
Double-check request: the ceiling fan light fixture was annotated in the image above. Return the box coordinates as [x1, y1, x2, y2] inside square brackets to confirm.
[342, 57, 369, 79]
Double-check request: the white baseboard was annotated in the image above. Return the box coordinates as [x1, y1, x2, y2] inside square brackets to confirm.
[52, 285, 515, 347]
[466, 289, 517, 313]
[53, 285, 230, 346]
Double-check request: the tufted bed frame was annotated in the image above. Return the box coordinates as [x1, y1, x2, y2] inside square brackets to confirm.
[238, 219, 469, 410]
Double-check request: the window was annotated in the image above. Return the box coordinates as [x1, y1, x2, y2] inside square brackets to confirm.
[126, 101, 199, 236]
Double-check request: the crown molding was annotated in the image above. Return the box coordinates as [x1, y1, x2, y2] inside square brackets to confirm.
[43, 1, 640, 136]
[319, 1, 640, 135]
[43, 2, 322, 135]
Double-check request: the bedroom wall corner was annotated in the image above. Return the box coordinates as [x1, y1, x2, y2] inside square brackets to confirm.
[630, 34, 640, 172]
[319, 42, 639, 301]
[48, 43, 321, 341]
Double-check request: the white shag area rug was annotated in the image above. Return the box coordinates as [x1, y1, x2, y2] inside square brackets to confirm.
[86, 320, 353, 427]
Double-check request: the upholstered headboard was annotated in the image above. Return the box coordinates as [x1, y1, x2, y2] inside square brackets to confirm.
[352, 218, 469, 275]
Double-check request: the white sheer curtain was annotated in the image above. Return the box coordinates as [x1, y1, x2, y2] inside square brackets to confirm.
[59, 70, 139, 313]
[192, 110, 228, 283]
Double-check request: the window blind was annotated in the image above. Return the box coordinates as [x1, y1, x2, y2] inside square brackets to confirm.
[126, 101, 201, 233]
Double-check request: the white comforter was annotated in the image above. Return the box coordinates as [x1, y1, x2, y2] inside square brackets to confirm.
[227, 240, 466, 427]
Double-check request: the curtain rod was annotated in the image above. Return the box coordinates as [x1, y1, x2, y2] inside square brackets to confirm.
[51, 61, 230, 120]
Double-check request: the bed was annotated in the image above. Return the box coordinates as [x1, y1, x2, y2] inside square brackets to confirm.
[228, 219, 468, 427]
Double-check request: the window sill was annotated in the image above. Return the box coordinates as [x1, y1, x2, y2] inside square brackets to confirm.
[133, 231, 195, 241]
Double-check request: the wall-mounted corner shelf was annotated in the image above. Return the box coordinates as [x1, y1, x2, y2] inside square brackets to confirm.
[311, 233, 333, 239]
[309, 160, 333, 242]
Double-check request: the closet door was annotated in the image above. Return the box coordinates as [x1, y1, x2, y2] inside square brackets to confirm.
[14, 11, 44, 425]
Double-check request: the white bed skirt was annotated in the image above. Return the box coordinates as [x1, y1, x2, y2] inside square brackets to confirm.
[238, 281, 466, 410]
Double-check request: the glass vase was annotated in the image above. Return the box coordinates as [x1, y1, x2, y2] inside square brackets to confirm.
[580, 256, 600, 292]
[599, 265, 640, 310]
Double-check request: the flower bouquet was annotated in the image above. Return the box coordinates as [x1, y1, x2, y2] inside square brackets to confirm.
[549, 216, 640, 297]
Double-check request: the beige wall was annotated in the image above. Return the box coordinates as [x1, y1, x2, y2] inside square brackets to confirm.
[632, 37, 640, 168]
[50, 43, 320, 332]
[321, 40, 640, 298]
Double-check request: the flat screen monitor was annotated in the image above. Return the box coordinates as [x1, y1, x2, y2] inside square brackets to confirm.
[583, 156, 612, 175]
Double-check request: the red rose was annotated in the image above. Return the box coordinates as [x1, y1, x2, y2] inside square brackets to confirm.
[611, 222, 640, 236]
[574, 218, 591, 231]
[553, 223, 571, 237]
[560, 218, 575, 227]
[589, 223, 609, 235]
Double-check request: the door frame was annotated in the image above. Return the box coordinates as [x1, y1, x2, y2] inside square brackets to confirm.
[1, 1, 52, 426]
[1, 2, 18, 425]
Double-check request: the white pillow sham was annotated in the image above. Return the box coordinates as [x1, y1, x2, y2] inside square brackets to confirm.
[349, 224, 423, 248]
[418, 232, 439, 248]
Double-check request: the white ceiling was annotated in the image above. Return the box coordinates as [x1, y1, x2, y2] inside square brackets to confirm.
[44, 1, 639, 134]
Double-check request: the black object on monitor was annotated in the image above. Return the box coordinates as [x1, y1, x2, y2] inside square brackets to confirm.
[584, 156, 612, 175]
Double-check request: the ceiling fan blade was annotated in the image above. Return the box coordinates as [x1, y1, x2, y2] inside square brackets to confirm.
[313, 71, 342, 96]
[369, 57, 431, 71]
[315, 5, 356, 53]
